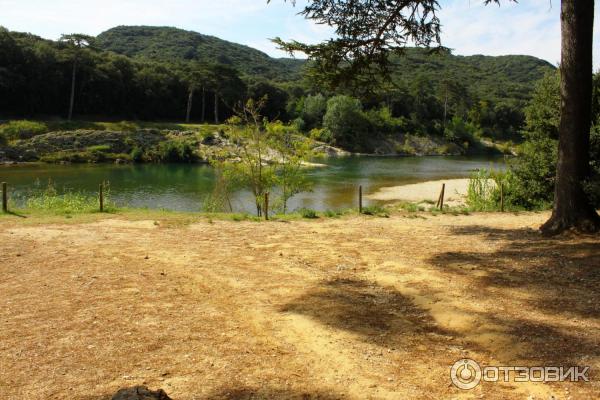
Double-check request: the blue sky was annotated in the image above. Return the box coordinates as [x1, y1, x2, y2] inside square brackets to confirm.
[1, 0, 599, 68]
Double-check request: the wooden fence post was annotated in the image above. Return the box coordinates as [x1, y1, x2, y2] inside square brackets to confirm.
[437, 183, 446, 210]
[500, 183, 505, 212]
[99, 182, 104, 212]
[359, 185, 363, 214]
[264, 192, 269, 221]
[2, 182, 7, 213]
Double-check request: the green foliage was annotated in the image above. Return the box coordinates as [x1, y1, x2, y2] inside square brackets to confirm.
[210, 99, 313, 216]
[300, 93, 328, 130]
[156, 140, 197, 163]
[444, 116, 479, 145]
[25, 181, 114, 214]
[466, 169, 503, 211]
[323, 96, 369, 150]
[298, 207, 319, 219]
[361, 205, 389, 217]
[130, 146, 144, 162]
[308, 128, 332, 143]
[0, 24, 552, 151]
[0, 120, 48, 140]
[40, 150, 131, 163]
[96, 26, 304, 82]
[506, 71, 578, 209]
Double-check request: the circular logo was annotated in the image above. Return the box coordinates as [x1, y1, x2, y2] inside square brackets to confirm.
[450, 358, 482, 390]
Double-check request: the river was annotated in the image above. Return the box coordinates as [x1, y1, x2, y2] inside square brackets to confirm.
[1, 156, 506, 213]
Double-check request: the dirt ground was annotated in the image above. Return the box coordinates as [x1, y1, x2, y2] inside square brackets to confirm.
[0, 211, 599, 400]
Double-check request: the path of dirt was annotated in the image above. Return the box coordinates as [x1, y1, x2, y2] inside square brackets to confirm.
[0, 212, 598, 399]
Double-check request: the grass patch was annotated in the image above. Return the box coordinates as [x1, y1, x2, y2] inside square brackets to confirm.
[297, 208, 319, 219]
[361, 205, 389, 217]
[23, 182, 116, 215]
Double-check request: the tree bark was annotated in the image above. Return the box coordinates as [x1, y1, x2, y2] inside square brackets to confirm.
[214, 92, 219, 124]
[201, 86, 206, 122]
[186, 88, 194, 123]
[541, 0, 600, 235]
[68, 58, 77, 121]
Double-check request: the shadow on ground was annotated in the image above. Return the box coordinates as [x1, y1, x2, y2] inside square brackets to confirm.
[79, 386, 345, 400]
[280, 277, 451, 347]
[429, 225, 600, 365]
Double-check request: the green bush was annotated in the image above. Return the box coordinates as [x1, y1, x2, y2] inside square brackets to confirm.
[298, 208, 318, 219]
[157, 140, 197, 162]
[444, 116, 480, 145]
[0, 120, 48, 140]
[130, 147, 144, 162]
[309, 128, 333, 143]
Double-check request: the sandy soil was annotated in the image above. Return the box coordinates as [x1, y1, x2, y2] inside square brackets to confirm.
[0, 212, 599, 399]
[368, 179, 473, 205]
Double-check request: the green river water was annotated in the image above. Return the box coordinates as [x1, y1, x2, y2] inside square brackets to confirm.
[0, 156, 506, 213]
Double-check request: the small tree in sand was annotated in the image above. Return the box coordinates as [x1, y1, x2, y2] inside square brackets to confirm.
[210, 97, 313, 216]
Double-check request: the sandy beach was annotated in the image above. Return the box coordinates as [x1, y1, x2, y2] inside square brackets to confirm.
[367, 178, 472, 205]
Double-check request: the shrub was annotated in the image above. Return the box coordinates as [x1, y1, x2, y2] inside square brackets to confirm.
[130, 147, 144, 162]
[309, 128, 333, 143]
[0, 120, 48, 140]
[157, 140, 197, 162]
[444, 116, 479, 145]
[298, 208, 318, 219]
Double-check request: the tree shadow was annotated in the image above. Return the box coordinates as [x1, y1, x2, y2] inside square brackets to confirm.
[430, 225, 600, 318]
[202, 386, 345, 400]
[280, 277, 450, 347]
[76, 386, 345, 400]
[2, 210, 27, 218]
[428, 225, 600, 365]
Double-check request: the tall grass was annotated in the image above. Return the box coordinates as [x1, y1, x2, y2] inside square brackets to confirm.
[466, 169, 505, 211]
[25, 181, 115, 214]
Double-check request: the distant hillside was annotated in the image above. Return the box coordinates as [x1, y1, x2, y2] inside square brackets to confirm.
[389, 48, 555, 105]
[96, 26, 554, 105]
[96, 26, 305, 81]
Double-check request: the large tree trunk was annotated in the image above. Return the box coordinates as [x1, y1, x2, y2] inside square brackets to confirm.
[186, 88, 194, 123]
[214, 92, 219, 124]
[541, 0, 600, 235]
[68, 59, 77, 121]
[201, 86, 206, 122]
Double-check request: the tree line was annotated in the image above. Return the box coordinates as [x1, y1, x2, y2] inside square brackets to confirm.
[1, 26, 538, 147]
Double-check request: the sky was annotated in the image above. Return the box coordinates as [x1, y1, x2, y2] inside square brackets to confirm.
[1, 0, 599, 69]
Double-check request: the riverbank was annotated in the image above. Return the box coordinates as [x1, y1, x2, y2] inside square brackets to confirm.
[1, 210, 598, 399]
[368, 178, 472, 206]
[0, 119, 509, 164]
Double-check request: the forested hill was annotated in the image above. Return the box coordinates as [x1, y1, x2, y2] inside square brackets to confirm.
[96, 26, 554, 103]
[1, 24, 555, 147]
[389, 48, 555, 105]
[96, 26, 305, 81]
